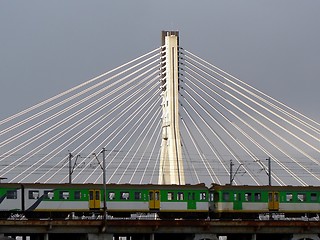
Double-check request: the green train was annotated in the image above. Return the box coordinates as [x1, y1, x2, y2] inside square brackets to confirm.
[211, 184, 320, 219]
[0, 183, 319, 219]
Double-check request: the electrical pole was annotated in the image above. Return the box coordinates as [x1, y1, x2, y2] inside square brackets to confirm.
[267, 157, 271, 186]
[230, 160, 234, 185]
[92, 149, 107, 232]
[101, 147, 107, 228]
[68, 152, 73, 184]
[230, 159, 243, 185]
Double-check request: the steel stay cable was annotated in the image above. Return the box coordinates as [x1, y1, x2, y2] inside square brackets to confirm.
[180, 100, 225, 185]
[179, 101, 220, 184]
[184, 75, 286, 185]
[180, 118, 207, 184]
[183, 53, 320, 136]
[72, 79, 159, 183]
[0, 49, 161, 134]
[180, 135, 201, 184]
[128, 108, 161, 183]
[184, 49, 320, 129]
[35, 72, 158, 183]
[184, 69, 312, 185]
[183, 57, 319, 151]
[60, 76, 160, 183]
[0, 66, 159, 176]
[19, 70, 160, 183]
[182, 75, 252, 178]
[184, 71, 312, 185]
[182, 77, 288, 186]
[183, 64, 319, 164]
[103, 90, 160, 183]
[119, 100, 162, 183]
[140, 125, 161, 184]
[77, 80, 160, 183]
[150, 141, 161, 184]
[0, 57, 160, 149]
[182, 87, 258, 185]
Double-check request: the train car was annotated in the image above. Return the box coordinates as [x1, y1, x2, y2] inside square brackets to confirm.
[0, 183, 209, 219]
[72, 183, 209, 219]
[150, 183, 209, 218]
[23, 183, 95, 218]
[210, 184, 320, 219]
[0, 183, 22, 217]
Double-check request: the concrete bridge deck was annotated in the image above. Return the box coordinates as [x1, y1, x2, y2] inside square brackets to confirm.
[0, 219, 320, 239]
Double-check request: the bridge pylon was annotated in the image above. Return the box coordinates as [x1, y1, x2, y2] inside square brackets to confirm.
[158, 31, 185, 185]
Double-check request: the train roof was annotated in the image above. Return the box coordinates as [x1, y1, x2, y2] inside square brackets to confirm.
[0, 182, 208, 190]
[210, 183, 320, 191]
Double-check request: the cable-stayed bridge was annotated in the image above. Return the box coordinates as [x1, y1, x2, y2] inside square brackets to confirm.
[0, 32, 319, 187]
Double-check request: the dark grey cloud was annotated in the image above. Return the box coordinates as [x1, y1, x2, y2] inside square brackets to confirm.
[0, 0, 319, 122]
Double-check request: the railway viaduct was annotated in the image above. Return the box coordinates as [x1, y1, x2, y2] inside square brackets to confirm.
[1, 219, 320, 240]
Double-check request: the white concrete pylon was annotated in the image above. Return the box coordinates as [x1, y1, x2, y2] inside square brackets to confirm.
[158, 31, 185, 185]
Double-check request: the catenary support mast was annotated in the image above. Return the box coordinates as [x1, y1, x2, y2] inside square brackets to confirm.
[158, 31, 185, 185]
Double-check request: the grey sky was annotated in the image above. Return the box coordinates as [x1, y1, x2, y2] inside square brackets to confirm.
[0, 0, 319, 122]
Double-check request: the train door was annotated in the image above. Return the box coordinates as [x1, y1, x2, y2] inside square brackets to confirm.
[233, 192, 242, 210]
[187, 192, 196, 210]
[89, 189, 101, 210]
[149, 190, 160, 210]
[268, 192, 279, 211]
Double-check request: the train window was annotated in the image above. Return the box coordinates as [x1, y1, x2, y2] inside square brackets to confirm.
[209, 193, 214, 202]
[245, 193, 252, 202]
[200, 192, 206, 200]
[311, 193, 317, 202]
[134, 192, 141, 200]
[59, 191, 69, 200]
[167, 192, 174, 200]
[7, 190, 17, 199]
[254, 193, 261, 201]
[188, 192, 195, 201]
[233, 193, 241, 201]
[155, 192, 159, 201]
[74, 191, 81, 200]
[223, 192, 230, 201]
[177, 192, 184, 200]
[286, 193, 293, 202]
[149, 192, 154, 200]
[44, 191, 54, 199]
[29, 190, 39, 199]
[95, 191, 100, 200]
[297, 193, 306, 202]
[108, 192, 115, 200]
[120, 192, 130, 200]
